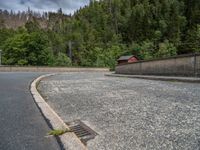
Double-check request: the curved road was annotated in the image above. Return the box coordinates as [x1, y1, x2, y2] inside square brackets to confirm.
[0, 72, 60, 150]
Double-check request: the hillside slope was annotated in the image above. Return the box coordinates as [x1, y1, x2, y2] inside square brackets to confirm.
[0, 0, 199, 67]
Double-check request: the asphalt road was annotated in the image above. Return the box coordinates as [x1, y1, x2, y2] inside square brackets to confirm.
[0, 72, 60, 150]
[39, 72, 200, 150]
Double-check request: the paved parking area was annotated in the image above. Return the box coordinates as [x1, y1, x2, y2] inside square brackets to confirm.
[38, 72, 200, 150]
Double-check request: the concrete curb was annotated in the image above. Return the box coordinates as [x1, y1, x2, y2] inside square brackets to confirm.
[31, 74, 87, 150]
[105, 73, 200, 83]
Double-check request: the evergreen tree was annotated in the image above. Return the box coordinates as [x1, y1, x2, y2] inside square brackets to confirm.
[0, 0, 199, 68]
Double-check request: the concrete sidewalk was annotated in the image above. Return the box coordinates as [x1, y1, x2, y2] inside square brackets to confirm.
[105, 73, 200, 83]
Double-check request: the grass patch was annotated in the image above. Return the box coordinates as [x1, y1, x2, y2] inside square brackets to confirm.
[48, 129, 71, 136]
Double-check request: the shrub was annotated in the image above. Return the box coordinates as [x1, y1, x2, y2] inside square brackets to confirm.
[54, 53, 72, 66]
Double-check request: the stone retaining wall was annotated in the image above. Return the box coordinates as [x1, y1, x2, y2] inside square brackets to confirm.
[116, 54, 200, 77]
[0, 66, 109, 72]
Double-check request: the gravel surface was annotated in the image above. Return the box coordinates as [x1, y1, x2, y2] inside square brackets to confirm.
[38, 72, 200, 150]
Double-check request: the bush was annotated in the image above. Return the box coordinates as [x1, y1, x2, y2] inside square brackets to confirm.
[17, 59, 28, 66]
[156, 40, 177, 58]
[54, 53, 72, 66]
[2, 31, 55, 66]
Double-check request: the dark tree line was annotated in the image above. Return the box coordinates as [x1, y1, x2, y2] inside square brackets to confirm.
[0, 0, 199, 68]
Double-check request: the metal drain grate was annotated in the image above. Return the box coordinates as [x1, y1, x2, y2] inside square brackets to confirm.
[66, 120, 98, 145]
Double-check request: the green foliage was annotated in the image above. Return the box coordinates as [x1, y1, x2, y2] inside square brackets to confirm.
[48, 129, 71, 136]
[181, 24, 200, 53]
[2, 31, 54, 66]
[17, 59, 28, 66]
[53, 52, 72, 66]
[25, 20, 40, 33]
[139, 41, 155, 60]
[156, 40, 177, 58]
[2, 33, 28, 65]
[105, 45, 124, 69]
[0, 28, 15, 49]
[0, 0, 200, 68]
[93, 45, 123, 69]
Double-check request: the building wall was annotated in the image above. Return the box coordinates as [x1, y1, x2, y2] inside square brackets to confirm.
[118, 60, 128, 65]
[118, 57, 138, 65]
[116, 54, 200, 77]
[128, 57, 138, 63]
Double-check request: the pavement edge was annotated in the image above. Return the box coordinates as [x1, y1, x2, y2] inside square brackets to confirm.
[105, 73, 200, 83]
[30, 74, 87, 150]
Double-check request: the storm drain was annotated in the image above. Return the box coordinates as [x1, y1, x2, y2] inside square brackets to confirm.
[66, 120, 98, 145]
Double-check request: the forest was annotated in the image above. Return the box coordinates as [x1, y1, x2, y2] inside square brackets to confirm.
[0, 0, 199, 68]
